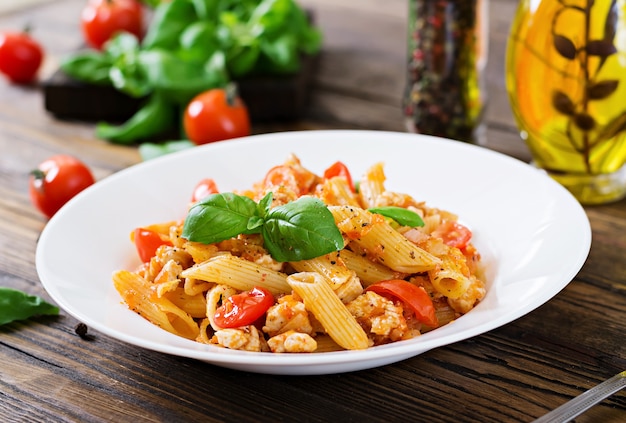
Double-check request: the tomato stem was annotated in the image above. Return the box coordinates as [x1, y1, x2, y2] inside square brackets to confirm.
[30, 168, 45, 180]
[30, 169, 46, 192]
[225, 83, 238, 107]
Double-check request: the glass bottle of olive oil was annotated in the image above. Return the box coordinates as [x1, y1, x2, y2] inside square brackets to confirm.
[506, 0, 626, 204]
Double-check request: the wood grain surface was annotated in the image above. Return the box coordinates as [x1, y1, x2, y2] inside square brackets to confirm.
[1, 1, 625, 422]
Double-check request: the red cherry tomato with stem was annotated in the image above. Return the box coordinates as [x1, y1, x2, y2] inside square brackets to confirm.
[0, 29, 44, 84]
[191, 178, 219, 203]
[184, 84, 251, 145]
[324, 161, 355, 192]
[81, 0, 144, 50]
[29, 155, 95, 219]
[365, 279, 439, 328]
[133, 227, 172, 263]
[214, 287, 274, 329]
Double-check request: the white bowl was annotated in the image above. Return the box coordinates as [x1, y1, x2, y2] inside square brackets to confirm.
[36, 130, 591, 375]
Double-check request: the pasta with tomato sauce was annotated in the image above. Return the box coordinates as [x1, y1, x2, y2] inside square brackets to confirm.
[112, 154, 486, 353]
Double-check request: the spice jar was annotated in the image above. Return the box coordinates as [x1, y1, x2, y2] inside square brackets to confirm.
[403, 0, 488, 144]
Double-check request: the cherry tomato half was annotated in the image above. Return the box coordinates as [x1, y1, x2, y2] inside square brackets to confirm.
[323, 161, 355, 192]
[133, 227, 172, 263]
[263, 165, 302, 194]
[0, 30, 44, 84]
[29, 155, 95, 219]
[191, 178, 219, 203]
[365, 279, 439, 327]
[214, 287, 274, 329]
[81, 0, 144, 50]
[183, 84, 251, 145]
[432, 221, 472, 250]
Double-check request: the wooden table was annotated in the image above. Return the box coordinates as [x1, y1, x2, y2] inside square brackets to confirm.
[1, 1, 625, 421]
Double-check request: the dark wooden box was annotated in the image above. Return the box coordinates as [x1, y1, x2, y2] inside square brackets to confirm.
[42, 53, 319, 125]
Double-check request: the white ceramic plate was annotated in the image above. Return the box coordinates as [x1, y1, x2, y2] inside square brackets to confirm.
[36, 130, 591, 375]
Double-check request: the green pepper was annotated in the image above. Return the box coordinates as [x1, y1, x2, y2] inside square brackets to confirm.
[138, 49, 228, 104]
[106, 33, 152, 98]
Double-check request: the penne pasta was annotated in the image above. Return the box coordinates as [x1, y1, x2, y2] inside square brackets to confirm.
[287, 272, 370, 350]
[290, 252, 363, 302]
[113, 154, 487, 353]
[358, 162, 386, 208]
[338, 249, 405, 287]
[329, 205, 441, 273]
[112, 270, 200, 340]
[316, 176, 361, 207]
[180, 253, 291, 295]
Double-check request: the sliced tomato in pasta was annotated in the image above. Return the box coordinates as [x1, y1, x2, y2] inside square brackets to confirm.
[133, 227, 172, 263]
[323, 161, 355, 192]
[214, 286, 274, 329]
[365, 279, 439, 328]
[432, 221, 472, 250]
[191, 178, 219, 203]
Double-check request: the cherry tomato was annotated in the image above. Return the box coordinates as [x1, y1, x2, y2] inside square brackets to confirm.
[29, 155, 95, 219]
[214, 287, 274, 329]
[81, 0, 144, 50]
[191, 178, 219, 203]
[365, 279, 439, 327]
[0, 30, 44, 84]
[132, 227, 172, 262]
[324, 161, 355, 192]
[183, 84, 251, 145]
[432, 221, 472, 250]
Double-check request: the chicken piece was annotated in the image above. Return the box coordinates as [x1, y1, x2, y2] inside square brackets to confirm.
[212, 325, 267, 352]
[267, 330, 317, 353]
[263, 295, 313, 337]
[154, 259, 182, 286]
[156, 245, 194, 269]
[346, 291, 410, 344]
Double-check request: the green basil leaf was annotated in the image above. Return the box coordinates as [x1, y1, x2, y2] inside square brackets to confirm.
[104, 32, 141, 59]
[142, 0, 199, 50]
[179, 21, 220, 63]
[0, 288, 59, 326]
[60, 51, 113, 85]
[369, 206, 425, 227]
[260, 34, 298, 72]
[262, 197, 344, 262]
[182, 193, 260, 244]
[257, 192, 273, 218]
[138, 49, 227, 104]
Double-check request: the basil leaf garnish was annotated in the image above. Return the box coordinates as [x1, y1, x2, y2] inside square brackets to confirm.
[182, 193, 344, 262]
[369, 206, 425, 227]
[262, 197, 344, 262]
[182, 193, 260, 244]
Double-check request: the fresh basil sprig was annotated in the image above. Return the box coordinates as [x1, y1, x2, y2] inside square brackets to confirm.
[0, 288, 59, 326]
[368, 206, 425, 227]
[182, 192, 344, 262]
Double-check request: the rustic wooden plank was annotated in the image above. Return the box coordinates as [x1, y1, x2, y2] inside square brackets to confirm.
[0, 0, 625, 422]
